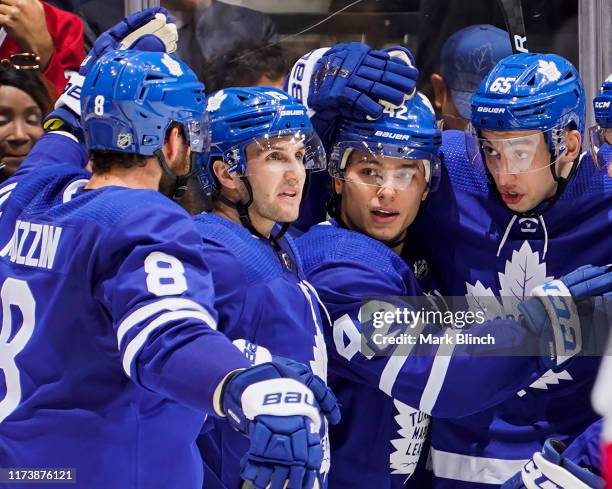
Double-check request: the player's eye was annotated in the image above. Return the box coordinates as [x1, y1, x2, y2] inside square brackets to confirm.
[483, 145, 499, 157]
[295, 151, 305, 162]
[265, 152, 281, 161]
[360, 167, 380, 178]
[513, 149, 530, 160]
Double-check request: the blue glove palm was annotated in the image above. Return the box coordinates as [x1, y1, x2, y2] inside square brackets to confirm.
[519, 264, 612, 368]
[222, 363, 324, 489]
[309, 42, 419, 121]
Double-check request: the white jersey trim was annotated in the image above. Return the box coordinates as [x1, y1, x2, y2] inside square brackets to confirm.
[116, 297, 209, 346]
[431, 447, 528, 484]
[122, 309, 216, 377]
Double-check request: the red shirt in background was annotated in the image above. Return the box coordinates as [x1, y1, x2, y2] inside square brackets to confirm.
[0, 2, 84, 97]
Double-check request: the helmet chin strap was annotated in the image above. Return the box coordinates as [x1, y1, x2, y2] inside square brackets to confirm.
[217, 176, 290, 250]
[154, 148, 194, 201]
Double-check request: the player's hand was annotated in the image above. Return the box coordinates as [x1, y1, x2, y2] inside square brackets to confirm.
[0, 0, 53, 69]
[222, 362, 324, 489]
[501, 439, 603, 489]
[309, 42, 418, 121]
[519, 264, 612, 368]
[80, 7, 178, 76]
[272, 356, 341, 426]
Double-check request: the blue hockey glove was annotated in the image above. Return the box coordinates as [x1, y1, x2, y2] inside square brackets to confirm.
[501, 439, 603, 489]
[54, 7, 178, 121]
[287, 42, 418, 121]
[519, 264, 612, 369]
[272, 356, 341, 426]
[80, 7, 177, 76]
[221, 362, 323, 489]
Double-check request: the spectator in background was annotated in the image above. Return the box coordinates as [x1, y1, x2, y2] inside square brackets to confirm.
[0, 63, 53, 182]
[430, 24, 512, 130]
[0, 0, 84, 97]
[203, 41, 290, 92]
[163, 0, 277, 80]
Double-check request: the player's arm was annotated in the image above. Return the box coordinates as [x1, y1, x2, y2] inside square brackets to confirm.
[309, 260, 611, 418]
[97, 203, 331, 488]
[0, 9, 178, 197]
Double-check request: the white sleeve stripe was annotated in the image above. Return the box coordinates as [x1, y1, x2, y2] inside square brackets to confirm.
[51, 131, 79, 143]
[379, 354, 411, 396]
[419, 335, 457, 414]
[0, 182, 17, 196]
[117, 297, 207, 346]
[122, 309, 217, 377]
[0, 191, 11, 208]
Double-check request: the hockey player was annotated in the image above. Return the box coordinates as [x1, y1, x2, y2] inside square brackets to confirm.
[295, 90, 612, 489]
[589, 74, 612, 175]
[404, 54, 612, 488]
[0, 11, 330, 489]
[193, 87, 340, 489]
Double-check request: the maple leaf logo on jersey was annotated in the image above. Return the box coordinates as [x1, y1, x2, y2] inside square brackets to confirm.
[390, 400, 430, 479]
[466, 241, 553, 319]
[465, 240, 572, 397]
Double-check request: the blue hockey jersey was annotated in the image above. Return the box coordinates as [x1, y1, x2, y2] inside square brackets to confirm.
[0, 134, 251, 489]
[192, 213, 332, 489]
[406, 130, 612, 488]
[296, 220, 556, 489]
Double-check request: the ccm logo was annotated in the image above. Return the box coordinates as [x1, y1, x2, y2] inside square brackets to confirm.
[263, 391, 316, 406]
[595, 101, 611, 109]
[476, 106, 505, 114]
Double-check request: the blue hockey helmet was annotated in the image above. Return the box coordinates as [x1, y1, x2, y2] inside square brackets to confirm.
[469, 53, 584, 176]
[81, 50, 208, 198]
[329, 92, 442, 193]
[589, 75, 612, 170]
[198, 86, 326, 198]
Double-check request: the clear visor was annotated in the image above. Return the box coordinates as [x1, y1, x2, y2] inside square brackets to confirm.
[185, 115, 210, 153]
[466, 126, 563, 175]
[222, 130, 326, 176]
[330, 141, 441, 191]
[588, 125, 612, 170]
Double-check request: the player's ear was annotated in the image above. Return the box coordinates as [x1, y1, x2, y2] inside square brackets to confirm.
[333, 176, 344, 195]
[212, 159, 239, 190]
[430, 73, 447, 111]
[556, 129, 581, 178]
[162, 125, 185, 165]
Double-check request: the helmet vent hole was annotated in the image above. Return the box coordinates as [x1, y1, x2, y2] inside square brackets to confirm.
[145, 74, 165, 82]
[139, 87, 147, 100]
[285, 122, 291, 128]
[526, 76, 536, 86]
[564, 72, 573, 80]
[139, 112, 149, 119]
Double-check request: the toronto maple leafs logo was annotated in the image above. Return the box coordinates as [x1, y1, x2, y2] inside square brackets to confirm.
[537, 60, 561, 82]
[464, 240, 575, 396]
[161, 53, 183, 76]
[390, 400, 430, 479]
[466, 241, 553, 319]
[206, 90, 227, 112]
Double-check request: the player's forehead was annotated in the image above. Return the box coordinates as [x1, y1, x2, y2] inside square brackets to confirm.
[480, 129, 544, 144]
[348, 150, 422, 169]
[247, 134, 306, 155]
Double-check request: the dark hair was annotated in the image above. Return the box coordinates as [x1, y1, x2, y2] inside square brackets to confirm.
[0, 65, 54, 116]
[90, 122, 186, 174]
[203, 41, 291, 92]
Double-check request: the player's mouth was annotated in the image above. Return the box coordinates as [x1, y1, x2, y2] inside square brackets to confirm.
[1, 154, 27, 166]
[370, 207, 400, 223]
[500, 190, 524, 205]
[278, 189, 299, 201]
